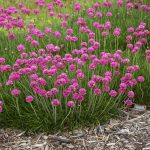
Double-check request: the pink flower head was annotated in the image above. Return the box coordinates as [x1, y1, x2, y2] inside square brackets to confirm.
[27, 24, 35, 29]
[11, 89, 21, 96]
[124, 73, 132, 79]
[49, 11, 55, 16]
[63, 89, 71, 97]
[67, 101, 75, 107]
[31, 40, 39, 47]
[79, 88, 86, 95]
[20, 53, 28, 59]
[77, 73, 85, 79]
[126, 3, 133, 9]
[9, 33, 16, 40]
[113, 28, 121, 37]
[68, 64, 76, 71]
[146, 56, 150, 62]
[106, 12, 112, 17]
[45, 27, 52, 34]
[0, 83, 2, 88]
[127, 44, 133, 49]
[145, 50, 150, 55]
[93, 3, 100, 9]
[124, 99, 134, 106]
[104, 22, 111, 30]
[0, 106, 3, 113]
[115, 71, 120, 76]
[26, 95, 33, 103]
[94, 88, 102, 95]
[74, 3, 81, 11]
[137, 76, 145, 82]
[103, 85, 110, 92]
[17, 44, 26, 52]
[95, 12, 102, 18]
[119, 83, 127, 89]
[0, 58, 5, 64]
[127, 91, 135, 98]
[102, 31, 109, 37]
[127, 27, 134, 33]
[88, 80, 96, 88]
[0, 100, 3, 106]
[51, 99, 60, 106]
[109, 90, 117, 97]
[33, 9, 39, 15]
[61, 21, 68, 28]
[66, 28, 73, 35]
[117, 0, 123, 6]
[54, 31, 61, 38]
[26, 35, 33, 42]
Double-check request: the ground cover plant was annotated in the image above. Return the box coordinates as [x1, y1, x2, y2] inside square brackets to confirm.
[0, 0, 150, 133]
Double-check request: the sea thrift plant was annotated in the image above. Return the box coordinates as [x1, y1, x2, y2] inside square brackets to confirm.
[0, 0, 149, 132]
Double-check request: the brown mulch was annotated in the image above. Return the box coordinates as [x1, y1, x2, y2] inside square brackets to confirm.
[0, 111, 150, 150]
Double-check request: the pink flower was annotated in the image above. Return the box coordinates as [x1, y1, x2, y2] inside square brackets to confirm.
[66, 28, 73, 35]
[120, 83, 127, 89]
[87, 8, 95, 13]
[124, 99, 134, 106]
[103, 85, 110, 92]
[74, 3, 81, 11]
[113, 28, 121, 37]
[95, 12, 102, 18]
[0, 106, 3, 113]
[61, 21, 68, 28]
[17, 44, 26, 52]
[106, 12, 112, 17]
[0, 83, 2, 88]
[54, 31, 61, 38]
[127, 27, 134, 33]
[77, 73, 84, 79]
[67, 101, 75, 107]
[145, 50, 150, 55]
[94, 88, 102, 95]
[0, 58, 5, 64]
[33, 9, 39, 15]
[124, 73, 132, 79]
[26, 96, 33, 103]
[126, 3, 133, 9]
[11, 89, 21, 96]
[137, 76, 145, 82]
[45, 27, 52, 34]
[0, 100, 3, 106]
[63, 89, 71, 97]
[52, 99, 60, 106]
[27, 24, 35, 29]
[49, 11, 55, 16]
[127, 44, 133, 49]
[88, 80, 96, 88]
[93, 3, 100, 9]
[9, 33, 16, 39]
[20, 53, 28, 59]
[102, 31, 109, 37]
[79, 88, 86, 95]
[128, 91, 135, 98]
[109, 90, 117, 97]
[26, 35, 33, 42]
[31, 40, 39, 47]
[146, 56, 150, 62]
[115, 71, 120, 76]
[117, 0, 123, 6]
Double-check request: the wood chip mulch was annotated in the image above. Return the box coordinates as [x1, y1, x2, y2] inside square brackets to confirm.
[0, 111, 150, 150]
